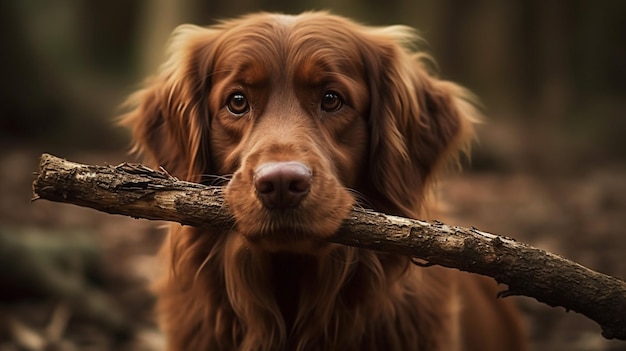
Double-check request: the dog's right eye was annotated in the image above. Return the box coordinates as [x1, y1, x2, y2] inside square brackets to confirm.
[226, 93, 250, 115]
[321, 91, 343, 112]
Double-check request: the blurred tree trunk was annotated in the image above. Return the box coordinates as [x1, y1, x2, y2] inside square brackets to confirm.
[512, 0, 574, 174]
[0, 1, 63, 141]
[78, 0, 139, 73]
[135, 0, 196, 76]
[426, 0, 474, 81]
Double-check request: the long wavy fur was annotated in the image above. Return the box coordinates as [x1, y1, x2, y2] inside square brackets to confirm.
[120, 11, 525, 351]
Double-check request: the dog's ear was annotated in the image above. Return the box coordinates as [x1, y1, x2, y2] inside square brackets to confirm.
[119, 25, 219, 181]
[361, 27, 480, 217]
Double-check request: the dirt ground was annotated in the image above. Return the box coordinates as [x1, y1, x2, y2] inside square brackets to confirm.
[1, 147, 625, 351]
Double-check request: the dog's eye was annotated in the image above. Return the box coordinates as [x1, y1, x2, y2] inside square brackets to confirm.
[226, 93, 250, 115]
[321, 91, 343, 112]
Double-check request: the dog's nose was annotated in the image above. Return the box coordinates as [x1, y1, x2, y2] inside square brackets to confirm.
[254, 162, 312, 209]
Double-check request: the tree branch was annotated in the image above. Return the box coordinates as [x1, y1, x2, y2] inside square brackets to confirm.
[32, 153, 626, 340]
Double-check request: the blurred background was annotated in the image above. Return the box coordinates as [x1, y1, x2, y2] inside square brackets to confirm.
[1, 0, 625, 350]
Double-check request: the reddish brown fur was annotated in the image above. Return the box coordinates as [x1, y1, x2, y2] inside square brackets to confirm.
[121, 12, 527, 351]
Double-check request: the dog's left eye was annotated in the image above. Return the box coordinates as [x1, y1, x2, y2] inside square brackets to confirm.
[321, 91, 343, 112]
[226, 93, 250, 115]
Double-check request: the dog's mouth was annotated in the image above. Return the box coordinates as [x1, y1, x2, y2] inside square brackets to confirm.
[236, 212, 342, 253]
[224, 161, 354, 253]
[243, 229, 330, 253]
[225, 192, 352, 253]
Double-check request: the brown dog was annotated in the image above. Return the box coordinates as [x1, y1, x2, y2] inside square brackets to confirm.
[122, 11, 526, 351]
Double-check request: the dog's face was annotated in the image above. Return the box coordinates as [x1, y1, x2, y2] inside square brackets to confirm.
[122, 12, 477, 254]
[209, 15, 371, 252]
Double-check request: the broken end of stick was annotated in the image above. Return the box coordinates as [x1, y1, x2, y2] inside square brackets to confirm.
[32, 154, 56, 199]
[601, 326, 625, 341]
[38, 153, 58, 167]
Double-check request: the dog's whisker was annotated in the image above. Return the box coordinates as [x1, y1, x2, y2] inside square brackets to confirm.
[198, 173, 233, 186]
[346, 188, 373, 210]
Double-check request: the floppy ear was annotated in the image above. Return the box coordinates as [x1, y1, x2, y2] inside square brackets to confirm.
[119, 25, 219, 181]
[362, 27, 480, 217]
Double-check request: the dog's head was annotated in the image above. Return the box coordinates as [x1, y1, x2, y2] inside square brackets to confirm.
[121, 12, 478, 253]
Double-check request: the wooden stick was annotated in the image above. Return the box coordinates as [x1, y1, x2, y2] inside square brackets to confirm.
[32, 153, 626, 340]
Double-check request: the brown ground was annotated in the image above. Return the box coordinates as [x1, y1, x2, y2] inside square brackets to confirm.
[1, 148, 625, 351]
